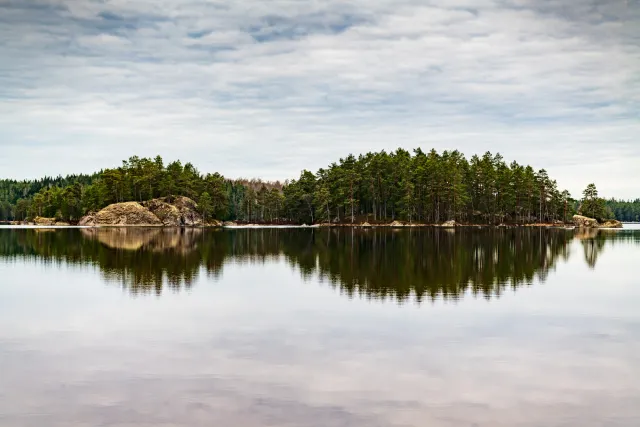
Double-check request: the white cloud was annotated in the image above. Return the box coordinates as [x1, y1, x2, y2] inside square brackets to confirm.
[79, 33, 132, 47]
[0, 0, 638, 198]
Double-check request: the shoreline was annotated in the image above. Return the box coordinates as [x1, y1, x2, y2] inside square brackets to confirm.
[0, 223, 582, 229]
[2, 221, 631, 230]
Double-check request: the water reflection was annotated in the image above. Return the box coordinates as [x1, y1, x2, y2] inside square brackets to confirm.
[1, 226, 640, 427]
[575, 227, 640, 268]
[0, 228, 640, 302]
[0, 227, 637, 300]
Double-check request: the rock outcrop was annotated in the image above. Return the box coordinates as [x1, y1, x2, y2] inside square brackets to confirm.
[80, 202, 163, 226]
[32, 216, 70, 226]
[78, 196, 209, 227]
[142, 196, 202, 226]
[78, 213, 97, 226]
[33, 216, 57, 226]
[361, 222, 372, 227]
[601, 219, 623, 229]
[572, 215, 599, 228]
[389, 220, 405, 227]
[441, 220, 458, 227]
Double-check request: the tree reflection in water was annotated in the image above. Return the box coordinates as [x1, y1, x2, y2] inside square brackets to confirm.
[0, 227, 637, 301]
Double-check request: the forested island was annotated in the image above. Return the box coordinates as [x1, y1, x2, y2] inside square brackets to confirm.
[0, 148, 636, 226]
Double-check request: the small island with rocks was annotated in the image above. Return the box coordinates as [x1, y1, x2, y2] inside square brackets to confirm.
[572, 215, 622, 229]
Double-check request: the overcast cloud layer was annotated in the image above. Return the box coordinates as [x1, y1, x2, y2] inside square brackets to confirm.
[0, 0, 638, 198]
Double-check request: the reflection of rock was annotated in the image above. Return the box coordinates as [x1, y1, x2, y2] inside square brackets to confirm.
[601, 219, 623, 229]
[142, 196, 202, 226]
[574, 227, 599, 240]
[573, 215, 599, 228]
[81, 227, 203, 253]
[81, 228, 161, 250]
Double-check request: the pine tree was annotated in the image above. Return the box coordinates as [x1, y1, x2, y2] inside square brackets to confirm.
[199, 192, 212, 222]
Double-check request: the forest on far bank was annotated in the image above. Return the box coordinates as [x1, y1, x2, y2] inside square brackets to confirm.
[0, 148, 636, 224]
[605, 199, 640, 222]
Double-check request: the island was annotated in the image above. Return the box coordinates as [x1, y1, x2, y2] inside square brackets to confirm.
[1, 149, 636, 227]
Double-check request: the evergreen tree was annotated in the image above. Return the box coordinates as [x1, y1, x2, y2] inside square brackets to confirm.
[580, 184, 609, 221]
[199, 192, 212, 222]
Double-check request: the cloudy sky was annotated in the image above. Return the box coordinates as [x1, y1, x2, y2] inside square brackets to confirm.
[0, 0, 638, 198]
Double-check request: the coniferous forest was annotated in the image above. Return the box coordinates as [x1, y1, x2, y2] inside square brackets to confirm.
[0, 148, 632, 224]
[605, 199, 640, 222]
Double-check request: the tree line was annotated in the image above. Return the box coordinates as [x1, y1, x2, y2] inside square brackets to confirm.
[285, 149, 581, 224]
[605, 199, 640, 222]
[0, 174, 97, 221]
[0, 149, 626, 224]
[0, 156, 284, 223]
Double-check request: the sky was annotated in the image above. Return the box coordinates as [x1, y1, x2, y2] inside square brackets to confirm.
[0, 0, 638, 199]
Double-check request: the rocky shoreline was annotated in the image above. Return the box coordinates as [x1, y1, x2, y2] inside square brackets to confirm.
[2, 201, 623, 229]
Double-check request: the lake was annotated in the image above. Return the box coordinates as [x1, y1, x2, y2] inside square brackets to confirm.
[1, 226, 639, 427]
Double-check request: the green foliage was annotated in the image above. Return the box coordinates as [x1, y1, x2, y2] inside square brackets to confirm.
[0, 156, 240, 222]
[203, 173, 228, 219]
[0, 174, 97, 221]
[606, 199, 640, 222]
[579, 184, 611, 222]
[199, 192, 213, 221]
[283, 170, 317, 224]
[281, 148, 578, 225]
[1, 149, 630, 225]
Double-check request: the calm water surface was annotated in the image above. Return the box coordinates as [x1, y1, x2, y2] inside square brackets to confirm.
[0, 226, 639, 427]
